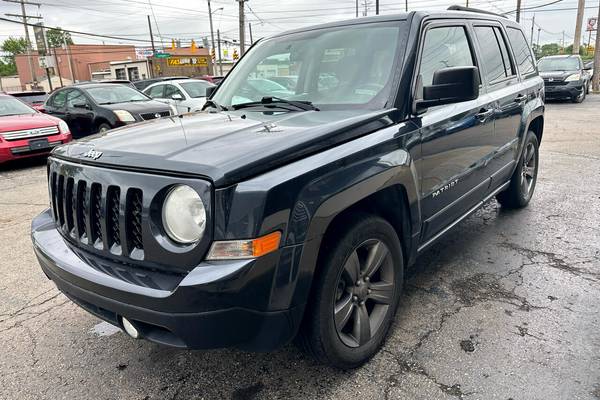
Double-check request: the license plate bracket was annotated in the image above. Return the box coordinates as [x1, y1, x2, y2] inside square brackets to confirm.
[29, 138, 50, 151]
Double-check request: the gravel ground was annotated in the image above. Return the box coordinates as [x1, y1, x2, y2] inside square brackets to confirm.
[1, 97, 599, 400]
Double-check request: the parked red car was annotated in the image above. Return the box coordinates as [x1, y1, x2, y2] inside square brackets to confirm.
[0, 94, 72, 164]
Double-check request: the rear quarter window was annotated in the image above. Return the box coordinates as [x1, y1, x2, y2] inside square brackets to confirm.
[506, 27, 536, 76]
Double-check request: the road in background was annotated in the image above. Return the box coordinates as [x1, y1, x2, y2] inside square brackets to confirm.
[1, 98, 599, 400]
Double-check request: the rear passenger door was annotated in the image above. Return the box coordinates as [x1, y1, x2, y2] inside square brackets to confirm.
[472, 23, 524, 190]
[416, 22, 496, 243]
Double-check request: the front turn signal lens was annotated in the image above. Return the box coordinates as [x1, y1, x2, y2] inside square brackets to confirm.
[206, 231, 282, 260]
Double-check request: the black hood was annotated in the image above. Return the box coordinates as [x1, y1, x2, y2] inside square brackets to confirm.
[52, 109, 393, 187]
[101, 100, 171, 115]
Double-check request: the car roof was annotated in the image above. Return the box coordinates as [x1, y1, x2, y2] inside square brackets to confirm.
[145, 78, 214, 88]
[541, 54, 581, 59]
[67, 83, 133, 90]
[271, 9, 518, 38]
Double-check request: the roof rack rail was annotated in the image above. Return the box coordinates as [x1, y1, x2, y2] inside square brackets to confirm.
[447, 5, 508, 19]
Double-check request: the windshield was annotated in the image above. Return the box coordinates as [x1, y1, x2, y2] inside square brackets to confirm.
[180, 81, 214, 98]
[538, 57, 580, 72]
[0, 96, 35, 116]
[86, 85, 149, 105]
[212, 22, 403, 110]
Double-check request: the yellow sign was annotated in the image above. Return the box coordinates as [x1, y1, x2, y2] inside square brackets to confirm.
[167, 57, 209, 67]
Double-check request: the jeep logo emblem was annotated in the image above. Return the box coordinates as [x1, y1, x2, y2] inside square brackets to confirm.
[155, 113, 161, 119]
[83, 149, 103, 160]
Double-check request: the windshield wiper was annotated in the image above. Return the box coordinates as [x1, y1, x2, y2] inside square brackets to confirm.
[233, 96, 319, 111]
[203, 99, 228, 112]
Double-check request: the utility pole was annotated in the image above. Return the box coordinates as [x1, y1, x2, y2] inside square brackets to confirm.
[40, 22, 51, 91]
[5, 0, 41, 88]
[356, 0, 358, 17]
[64, 36, 74, 82]
[530, 14, 535, 45]
[466, 0, 469, 7]
[375, 0, 379, 15]
[537, 27, 541, 58]
[593, 0, 600, 91]
[516, 0, 521, 22]
[207, 0, 216, 73]
[562, 30, 565, 53]
[573, 0, 585, 55]
[217, 29, 223, 76]
[52, 46, 62, 87]
[236, 0, 246, 56]
[147, 15, 155, 78]
[249, 22, 253, 44]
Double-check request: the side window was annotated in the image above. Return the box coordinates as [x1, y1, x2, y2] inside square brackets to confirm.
[66, 90, 87, 108]
[164, 84, 184, 99]
[506, 27, 536, 76]
[49, 90, 68, 108]
[474, 26, 514, 83]
[494, 27, 515, 78]
[146, 84, 164, 98]
[419, 26, 474, 86]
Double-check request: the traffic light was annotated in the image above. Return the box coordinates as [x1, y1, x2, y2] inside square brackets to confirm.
[233, 49, 239, 60]
[191, 39, 197, 52]
[211, 48, 216, 61]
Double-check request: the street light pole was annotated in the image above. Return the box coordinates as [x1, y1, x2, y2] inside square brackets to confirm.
[237, 0, 246, 56]
[592, 1, 600, 91]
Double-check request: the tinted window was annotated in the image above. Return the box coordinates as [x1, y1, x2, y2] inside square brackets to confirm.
[66, 90, 88, 108]
[146, 84, 164, 98]
[506, 27, 536, 76]
[494, 27, 515, 78]
[164, 84, 184, 98]
[50, 90, 68, 108]
[474, 26, 513, 83]
[420, 26, 474, 86]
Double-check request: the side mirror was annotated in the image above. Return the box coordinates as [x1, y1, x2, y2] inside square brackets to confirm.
[414, 66, 480, 113]
[73, 102, 89, 109]
[205, 86, 217, 98]
[171, 93, 184, 101]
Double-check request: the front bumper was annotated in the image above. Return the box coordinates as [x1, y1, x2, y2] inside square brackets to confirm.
[32, 209, 304, 351]
[543, 81, 584, 99]
[0, 133, 71, 163]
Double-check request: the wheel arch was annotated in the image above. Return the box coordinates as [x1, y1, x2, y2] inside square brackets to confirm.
[527, 115, 544, 145]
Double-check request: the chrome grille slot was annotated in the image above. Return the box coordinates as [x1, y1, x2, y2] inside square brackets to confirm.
[50, 172, 58, 221]
[56, 175, 65, 227]
[90, 183, 103, 248]
[106, 186, 121, 251]
[126, 188, 144, 253]
[76, 181, 87, 241]
[65, 177, 75, 235]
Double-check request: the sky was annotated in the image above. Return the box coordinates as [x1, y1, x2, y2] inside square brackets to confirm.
[0, 0, 598, 51]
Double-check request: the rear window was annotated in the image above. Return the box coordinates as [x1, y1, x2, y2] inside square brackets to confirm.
[506, 27, 536, 76]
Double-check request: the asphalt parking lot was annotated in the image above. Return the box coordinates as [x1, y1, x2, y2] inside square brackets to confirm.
[1, 98, 599, 400]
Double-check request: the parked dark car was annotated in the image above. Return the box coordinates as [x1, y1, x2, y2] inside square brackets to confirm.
[8, 90, 48, 111]
[133, 76, 190, 91]
[73, 80, 137, 89]
[32, 8, 544, 369]
[42, 83, 174, 138]
[538, 54, 591, 102]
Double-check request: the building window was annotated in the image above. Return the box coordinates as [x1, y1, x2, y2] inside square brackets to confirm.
[127, 67, 140, 81]
[115, 68, 126, 80]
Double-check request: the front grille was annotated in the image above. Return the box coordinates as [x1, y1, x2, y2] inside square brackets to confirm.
[47, 158, 212, 274]
[544, 79, 567, 86]
[1, 125, 59, 141]
[50, 170, 144, 259]
[140, 111, 170, 121]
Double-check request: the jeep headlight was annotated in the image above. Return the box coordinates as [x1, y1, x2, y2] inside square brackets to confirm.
[114, 109, 136, 122]
[162, 185, 206, 244]
[565, 73, 581, 82]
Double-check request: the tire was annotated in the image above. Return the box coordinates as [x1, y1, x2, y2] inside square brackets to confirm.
[586, 81, 590, 95]
[571, 86, 586, 103]
[97, 123, 111, 133]
[496, 130, 539, 209]
[297, 215, 404, 369]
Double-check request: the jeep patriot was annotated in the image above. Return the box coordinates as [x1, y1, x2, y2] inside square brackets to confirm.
[32, 7, 544, 369]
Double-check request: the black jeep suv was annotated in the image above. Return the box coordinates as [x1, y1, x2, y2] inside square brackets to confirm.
[32, 8, 544, 369]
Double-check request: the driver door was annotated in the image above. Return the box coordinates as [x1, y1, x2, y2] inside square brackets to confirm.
[65, 89, 94, 137]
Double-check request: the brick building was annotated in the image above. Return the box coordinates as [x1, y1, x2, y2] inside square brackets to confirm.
[15, 44, 137, 89]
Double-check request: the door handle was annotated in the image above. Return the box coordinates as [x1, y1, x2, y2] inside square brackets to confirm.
[475, 108, 493, 121]
[514, 94, 527, 103]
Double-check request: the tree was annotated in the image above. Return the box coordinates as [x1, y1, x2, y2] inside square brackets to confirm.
[46, 28, 73, 48]
[1, 36, 28, 74]
[540, 43, 561, 57]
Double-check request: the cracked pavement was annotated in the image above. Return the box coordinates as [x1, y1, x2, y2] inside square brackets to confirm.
[1, 97, 599, 400]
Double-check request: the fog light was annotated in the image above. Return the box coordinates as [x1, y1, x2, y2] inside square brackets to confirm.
[121, 317, 140, 339]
